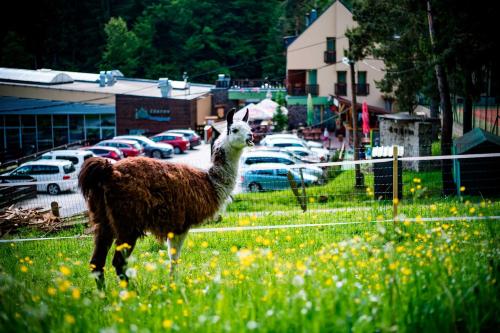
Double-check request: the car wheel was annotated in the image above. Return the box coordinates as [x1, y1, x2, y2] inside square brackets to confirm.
[47, 183, 61, 195]
[248, 182, 262, 192]
[174, 147, 181, 154]
[151, 150, 162, 159]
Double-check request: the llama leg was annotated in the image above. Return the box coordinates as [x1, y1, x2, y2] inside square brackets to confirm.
[90, 223, 114, 290]
[112, 235, 139, 282]
[167, 232, 188, 280]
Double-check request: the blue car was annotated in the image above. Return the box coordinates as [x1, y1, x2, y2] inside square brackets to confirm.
[241, 163, 318, 192]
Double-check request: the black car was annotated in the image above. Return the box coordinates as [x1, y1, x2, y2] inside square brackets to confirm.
[113, 135, 174, 159]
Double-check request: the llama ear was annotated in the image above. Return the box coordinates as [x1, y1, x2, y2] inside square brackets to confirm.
[226, 108, 235, 134]
[242, 108, 249, 122]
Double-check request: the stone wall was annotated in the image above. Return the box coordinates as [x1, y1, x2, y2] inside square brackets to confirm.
[379, 116, 436, 171]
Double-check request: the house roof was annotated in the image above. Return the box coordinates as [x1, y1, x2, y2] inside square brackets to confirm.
[287, 0, 352, 49]
[0, 96, 115, 115]
[0, 68, 213, 100]
[454, 128, 500, 154]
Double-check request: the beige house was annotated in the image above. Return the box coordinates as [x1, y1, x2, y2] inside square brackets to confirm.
[286, 0, 392, 123]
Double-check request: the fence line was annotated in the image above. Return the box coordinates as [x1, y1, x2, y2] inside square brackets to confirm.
[1, 215, 499, 244]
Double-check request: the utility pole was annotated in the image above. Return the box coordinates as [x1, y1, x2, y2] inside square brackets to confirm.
[349, 49, 364, 188]
[426, 0, 454, 195]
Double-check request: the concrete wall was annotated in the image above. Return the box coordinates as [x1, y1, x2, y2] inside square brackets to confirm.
[196, 94, 212, 125]
[286, 1, 387, 110]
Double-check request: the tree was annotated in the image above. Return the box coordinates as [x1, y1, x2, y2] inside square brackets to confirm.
[101, 17, 139, 76]
[273, 91, 288, 132]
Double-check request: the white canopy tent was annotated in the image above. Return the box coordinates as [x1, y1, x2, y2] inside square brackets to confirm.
[237, 98, 288, 121]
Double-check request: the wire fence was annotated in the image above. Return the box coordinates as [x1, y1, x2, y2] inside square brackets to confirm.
[1, 150, 499, 242]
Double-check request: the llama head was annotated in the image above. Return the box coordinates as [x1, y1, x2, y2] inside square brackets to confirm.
[225, 108, 253, 149]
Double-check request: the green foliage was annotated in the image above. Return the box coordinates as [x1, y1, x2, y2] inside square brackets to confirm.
[101, 17, 139, 76]
[272, 91, 288, 132]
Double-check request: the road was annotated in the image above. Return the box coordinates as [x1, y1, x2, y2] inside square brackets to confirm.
[13, 144, 214, 218]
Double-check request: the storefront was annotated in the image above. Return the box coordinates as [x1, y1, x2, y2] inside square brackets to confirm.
[0, 96, 115, 161]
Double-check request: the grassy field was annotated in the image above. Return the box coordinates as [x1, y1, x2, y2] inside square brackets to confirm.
[0, 168, 499, 332]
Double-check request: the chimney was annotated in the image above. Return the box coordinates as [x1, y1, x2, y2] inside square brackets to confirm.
[158, 78, 172, 97]
[310, 9, 318, 24]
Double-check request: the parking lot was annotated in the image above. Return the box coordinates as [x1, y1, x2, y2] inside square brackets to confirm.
[12, 144, 213, 217]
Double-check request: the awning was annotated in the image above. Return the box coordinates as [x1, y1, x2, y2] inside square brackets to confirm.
[335, 96, 389, 114]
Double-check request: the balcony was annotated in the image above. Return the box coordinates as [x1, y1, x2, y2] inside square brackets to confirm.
[335, 83, 347, 96]
[228, 79, 283, 89]
[305, 84, 319, 96]
[324, 50, 336, 64]
[356, 83, 370, 96]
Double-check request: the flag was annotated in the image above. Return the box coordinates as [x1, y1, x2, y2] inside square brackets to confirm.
[362, 101, 370, 135]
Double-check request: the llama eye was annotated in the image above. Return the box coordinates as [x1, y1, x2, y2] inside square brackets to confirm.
[232, 128, 239, 134]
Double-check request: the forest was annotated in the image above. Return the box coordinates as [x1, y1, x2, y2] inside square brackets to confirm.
[0, 0, 336, 83]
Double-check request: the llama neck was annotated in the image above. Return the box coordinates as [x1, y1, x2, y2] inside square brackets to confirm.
[208, 141, 243, 204]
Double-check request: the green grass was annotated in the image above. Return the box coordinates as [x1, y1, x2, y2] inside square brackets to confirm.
[1, 199, 499, 332]
[1, 168, 499, 332]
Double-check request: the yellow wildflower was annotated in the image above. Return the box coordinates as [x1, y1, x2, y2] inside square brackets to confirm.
[71, 288, 81, 300]
[163, 319, 173, 329]
[116, 243, 131, 252]
[64, 314, 75, 325]
[47, 287, 57, 296]
[20, 265, 28, 273]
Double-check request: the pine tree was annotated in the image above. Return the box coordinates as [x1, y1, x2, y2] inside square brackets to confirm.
[272, 91, 288, 132]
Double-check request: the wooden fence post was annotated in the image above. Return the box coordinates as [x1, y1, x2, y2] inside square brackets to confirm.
[393, 145, 399, 222]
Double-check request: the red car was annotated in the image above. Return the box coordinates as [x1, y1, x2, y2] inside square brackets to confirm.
[150, 133, 190, 154]
[80, 146, 124, 161]
[95, 139, 143, 157]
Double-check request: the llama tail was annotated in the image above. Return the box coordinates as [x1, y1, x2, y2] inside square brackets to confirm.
[78, 157, 114, 200]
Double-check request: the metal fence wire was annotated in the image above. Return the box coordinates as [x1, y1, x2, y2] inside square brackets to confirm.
[1, 150, 499, 241]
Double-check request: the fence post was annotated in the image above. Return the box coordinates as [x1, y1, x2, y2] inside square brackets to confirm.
[392, 145, 399, 222]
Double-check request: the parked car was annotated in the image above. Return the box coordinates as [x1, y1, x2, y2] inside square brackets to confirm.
[95, 139, 143, 157]
[164, 129, 201, 149]
[150, 133, 190, 154]
[39, 149, 94, 173]
[114, 135, 174, 159]
[239, 151, 324, 179]
[241, 163, 318, 192]
[261, 134, 321, 148]
[80, 146, 124, 161]
[282, 146, 323, 163]
[261, 136, 331, 161]
[3, 160, 77, 194]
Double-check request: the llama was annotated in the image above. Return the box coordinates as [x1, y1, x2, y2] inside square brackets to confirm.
[79, 108, 252, 288]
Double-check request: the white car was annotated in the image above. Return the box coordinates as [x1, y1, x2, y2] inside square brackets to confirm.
[40, 149, 94, 173]
[282, 146, 323, 163]
[239, 151, 324, 179]
[5, 160, 78, 194]
[261, 137, 331, 161]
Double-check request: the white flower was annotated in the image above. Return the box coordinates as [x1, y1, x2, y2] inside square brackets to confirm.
[125, 268, 137, 279]
[265, 309, 274, 317]
[246, 321, 258, 330]
[336, 280, 344, 288]
[292, 275, 304, 287]
[198, 315, 207, 323]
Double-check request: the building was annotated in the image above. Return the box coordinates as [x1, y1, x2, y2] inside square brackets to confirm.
[285, 0, 392, 130]
[0, 67, 213, 161]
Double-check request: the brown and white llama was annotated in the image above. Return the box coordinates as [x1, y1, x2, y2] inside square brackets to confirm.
[79, 108, 253, 288]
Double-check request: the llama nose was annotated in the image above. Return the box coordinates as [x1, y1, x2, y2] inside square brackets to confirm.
[247, 133, 253, 140]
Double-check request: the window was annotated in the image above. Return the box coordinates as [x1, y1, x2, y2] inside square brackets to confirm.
[277, 158, 294, 165]
[337, 71, 347, 84]
[69, 115, 84, 142]
[32, 165, 59, 175]
[326, 37, 336, 51]
[256, 170, 273, 175]
[13, 166, 31, 175]
[21, 115, 35, 127]
[358, 71, 367, 84]
[63, 164, 76, 174]
[276, 169, 289, 176]
[56, 156, 79, 165]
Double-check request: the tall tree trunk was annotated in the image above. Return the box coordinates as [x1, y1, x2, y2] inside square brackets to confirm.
[427, 0, 454, 195]
[350, 59, 364, 188]
[463, 68, 473, 133]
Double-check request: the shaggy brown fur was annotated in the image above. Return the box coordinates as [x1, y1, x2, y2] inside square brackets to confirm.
[80, 158, 221, 284]
[79, 109, 251, 288]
